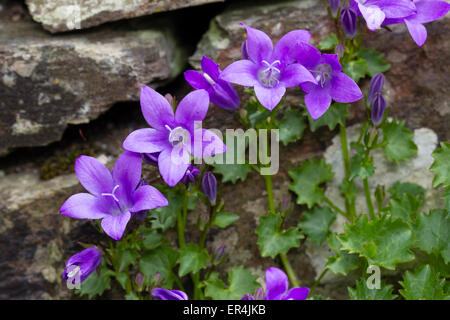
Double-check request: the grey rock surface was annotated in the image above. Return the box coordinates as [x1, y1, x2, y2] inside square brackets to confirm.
[25, 0, 224, 33]
[0, 3, 187, 155]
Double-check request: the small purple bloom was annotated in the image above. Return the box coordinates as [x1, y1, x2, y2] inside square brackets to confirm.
[62, 247, 102, 284]
[241, 267, 310, 300]
[341, 6, 358, 38]
[181, 165, 200, 185]
[185, 56, 240, 111]
[371, 92, 386, 125]
[202, 171, 217, 205]
[383, 0, 450, 47]
[368, 73, 385, 105]
[221, 24, 317, 111]
[60, 151, 168, 240]
[351, 0, 417, 31]
[296, 43, 363, 119]
[123, 86, 226, 187]
[152, 288, 188, 300]
[329, 0, 341, 17]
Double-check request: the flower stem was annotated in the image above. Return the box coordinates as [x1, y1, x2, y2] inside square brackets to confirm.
[263, 174, 276, 214]
[310, 268, 329, 295]
[363, 178, 376, 220]
[324, 196, 349, 220]
[177, 188, 188, 248]
[339, 123, 356, 220]
[280, 253, 299, 288]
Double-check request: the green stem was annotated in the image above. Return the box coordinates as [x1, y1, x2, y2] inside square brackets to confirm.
[263, 174, 276, 214]
[192, 273, 203, 300]
[339, 123, 356, 220]
[310, 268, 329, 295]
[177, 188, 188, 248]
[363, 178, 376, 220]
[324, 196, 349, 220]
[280, 253, 299, 288]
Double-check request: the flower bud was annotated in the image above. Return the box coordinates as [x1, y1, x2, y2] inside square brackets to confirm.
[62, 247, 102, 284]
[335, 43, 345, 59]
[135, 272, 145, 291]
[181, 165, 200, 185]
[153, 272, 162, 286]
[341, 6, 358, 38]
[368, 73, 385, 105]
[253, 287, 265, 300]
[329, 0, 340, 17]
[214, 244, 226, 264]
[371, 92, 386, 125]
[241, 294, 255, 300]
[202, 172, 217, 205]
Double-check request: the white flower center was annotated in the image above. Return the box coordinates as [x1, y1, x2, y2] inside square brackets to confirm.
[165, 125, 190, 146]
[258, 60, 281, 88]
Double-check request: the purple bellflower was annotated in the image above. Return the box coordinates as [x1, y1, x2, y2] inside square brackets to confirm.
[241, 267, 310, 300]
[60, 151, 168, 240]
[185, 56, 240, 111]
[152, 288, 188, 300]
[123, 86, 226, 187]
[383, 1, 450, 47]
[62, 246, 102, 284]
[295, 43, 363, 119]
[350, 0, 417, 31]
[221, 24, 317, 111]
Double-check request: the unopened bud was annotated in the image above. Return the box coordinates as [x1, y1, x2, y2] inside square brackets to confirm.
[368, 73, 385, 106]
[329, 0, 341, 17]
[341, 6, 358, 38]
[371, 93, 386, 126]
[253, 287, 265, 300]
[202, 172, 217, 205]
[135, 272, 144, 291]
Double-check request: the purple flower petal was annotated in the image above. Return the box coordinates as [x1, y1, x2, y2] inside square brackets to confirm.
[241, 23, 273, 63]
[100, 211, 131, 241]
[304, 84, 332, 120]
[241, 294, 255, 300]
[60, 193, 108, 219]
[264, 267, 289, 300]
[191, 129, 226, 159]
[280, 64, 316, 88]
[295, 42, 322, 70]
[112, 151, 142, 206]
[132, 185, 168, 212]
[123, 128, 169, 154]
[408, 1, 450, 24]
[330, 72, 363, 103]
[282, 287, 310, 300]
[152, 288, 188, 300]
[254, 85, 286, 111]
[404, 19, 428, 47]
[63, 247, 102, 283]
[184, 70, 210, 90]
[220, 60, 259, 87]
[322, 54, 342, 73]
[175, 89, 209, 133]
[157, 147, 190, 187]
[364, 0, 417, 19]
[273, 30, 311, 64]
[209, 80, 240, 110]
[140, 86, 175, 130]
[75, 156, 114, 196]
[201, 56, 221, 81]
[358, 2, 386, 30]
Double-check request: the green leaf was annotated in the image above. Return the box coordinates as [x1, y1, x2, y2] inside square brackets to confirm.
[142, 231, 165, 250]
[342, 58, 368, 82]
[413, 210, 450, 264]
[388, 182, 425, 201]
[306, 103, 349, 132]
[298, 206, 336, 244]
[149, 187, 183, 231]
[348, 279, 397, 300]
[358, 47, 391, 77]
[338, 215, 415, 269]
[318, 34, 339, 50]
[139, 246, 178, 287]
[399, 265, 449, 300]
[349, 155, 375, 180]
[125, 292, 139, 300]
[212, 211, 239, 228]
[279, 109, 306, 146]
[213, 163, 252, 184]
[444, 188, 450, 213]
[256, 213, 303, 258]
[77, 262, 112, 298]
[117, 248, 139, 272]
[326, 234, 360, 276]
[382, 119, 417, 163]
[289, 158, 335, 208]
[178, 243, 209, 277]
[115, 272, 128, 290]
[389, 194, 421, 223]
[204, 267, 259, 300]
[430, 142, 450, 188]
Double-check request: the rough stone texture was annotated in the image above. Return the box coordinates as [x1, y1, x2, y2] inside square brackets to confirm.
[25, 0, 224, 33]
[0, 1, 187, 155]
[306, 125, 444, 285]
